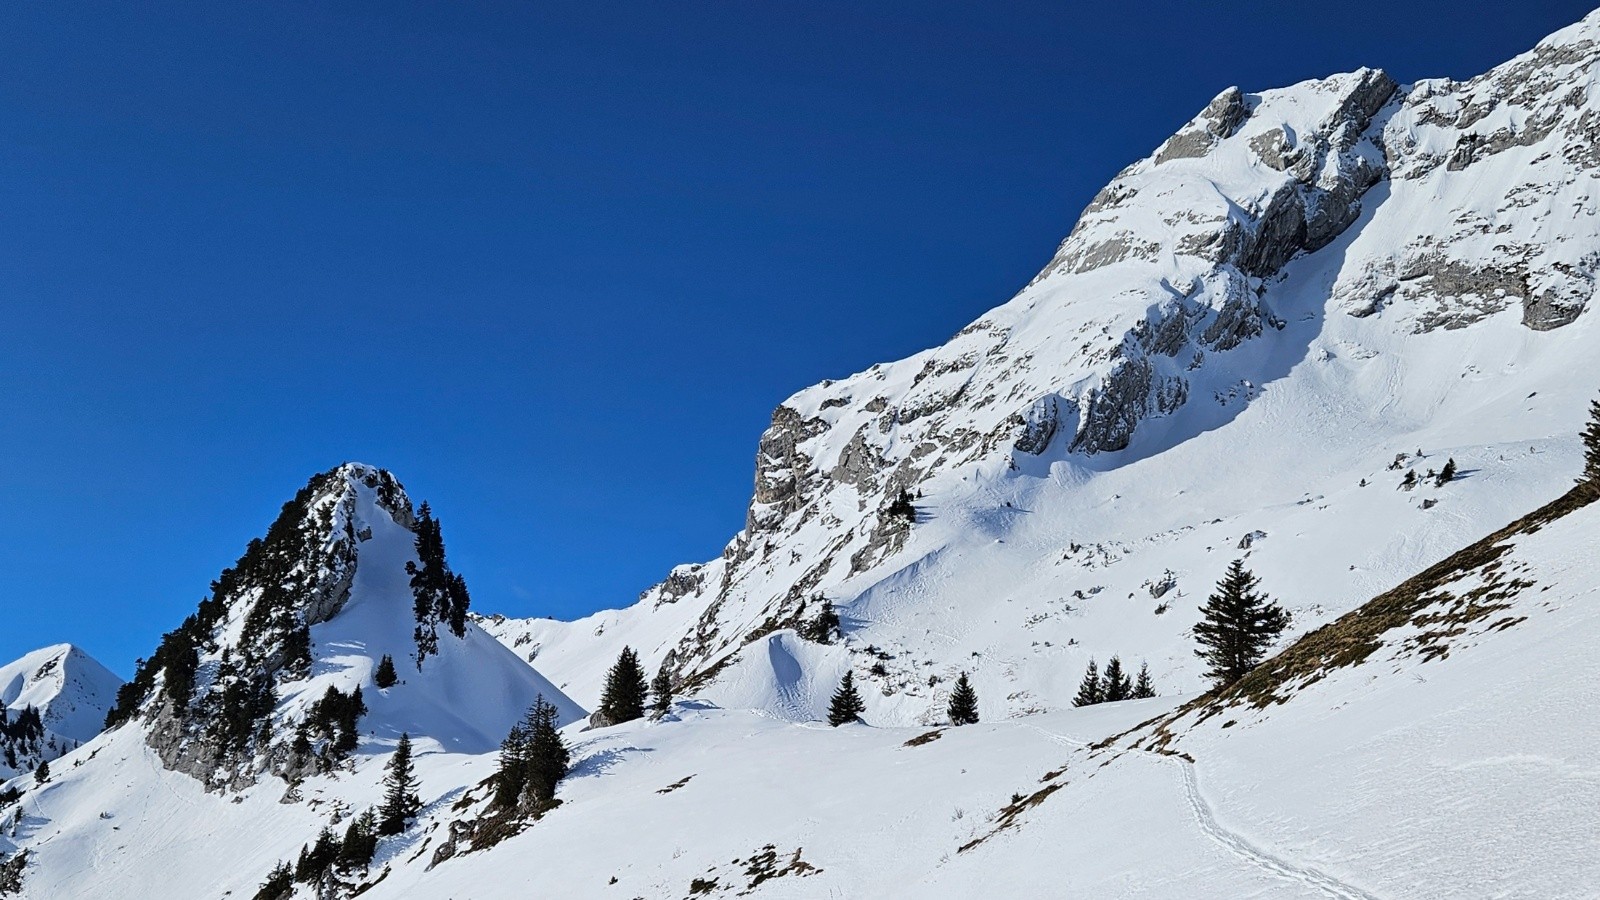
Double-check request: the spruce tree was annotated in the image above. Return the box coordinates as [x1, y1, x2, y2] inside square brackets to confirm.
[336, 809, 378, 871]
[1131, 662, 1156, 699]
[1193, 560, 1291, 688]
[598, 647, 648, 725]
[804, 598, 841, 644]
[523, 696, 570, 806]
[1435, 458, 1457, 486]
[947, 672, 979, 725]
[1072, 659, 1102, 707]
[492, 717, 531, 810]
[254, 861, 294, 900]
[1583, 397, 1600, 484]
[374, 654, 399, 689]
[378, 733, 422, 836]
[1101, 656, 1132, 702]
[827, 671, 865, 726]
[650, 668, 674, 716]
[32, 759, 48, 784]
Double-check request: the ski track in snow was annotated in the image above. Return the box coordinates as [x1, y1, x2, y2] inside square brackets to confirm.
[1024, 723, 1379, 900]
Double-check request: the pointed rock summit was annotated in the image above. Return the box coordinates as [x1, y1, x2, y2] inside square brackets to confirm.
[105, 463, 583, 790]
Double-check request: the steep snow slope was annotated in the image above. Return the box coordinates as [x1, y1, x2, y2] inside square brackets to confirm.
[483, 11, 1600, 729]
[0, 645, 121, 779]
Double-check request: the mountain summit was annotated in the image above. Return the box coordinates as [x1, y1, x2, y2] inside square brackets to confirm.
[103, 463, 582, 790]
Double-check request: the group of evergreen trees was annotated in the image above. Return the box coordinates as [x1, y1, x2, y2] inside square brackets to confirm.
[491, 698, 571, 812]
[256, 807, 380, 899]
[598, 645, 676, 724]
[1073, 656, 1155, 707]
[296, 685, 367, 766]
[800, 598, 841, 644]
[407, 503, 472, 667]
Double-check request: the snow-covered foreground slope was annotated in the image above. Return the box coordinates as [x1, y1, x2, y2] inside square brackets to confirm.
[382, 486, 1597, 899]
[483, 11, 1600, 733]
[25, 475, 1590, 900]
[0, 645, 121, 779]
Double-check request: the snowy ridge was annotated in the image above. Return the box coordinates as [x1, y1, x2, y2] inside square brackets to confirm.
[0, 645, 121, 780]
[483, 11, 1600, 733]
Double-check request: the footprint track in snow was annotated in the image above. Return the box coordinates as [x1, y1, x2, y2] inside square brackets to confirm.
[1021, 723, 1380, 900]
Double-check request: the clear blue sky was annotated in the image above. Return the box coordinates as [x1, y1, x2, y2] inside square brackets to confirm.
[3, 1, 1592, 675]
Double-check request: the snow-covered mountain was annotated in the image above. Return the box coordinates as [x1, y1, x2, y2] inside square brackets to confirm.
[6, 11, 1600, 900]
[0, 645, 121, 780]
[482, 11, 1600, 731]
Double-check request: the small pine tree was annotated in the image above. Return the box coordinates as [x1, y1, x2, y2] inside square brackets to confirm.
[1131, 662, 1156, 699]
[885, 488, 916, 523]
[32, 759, 48, 784]
[947, 672, 979, 725]
[1582, 397, 1600, 484]
[1101, 656, 1132, 702]
[253, 861, 295, 900]
[1399, 470, 1418, 490]
[1193, 560, 1291, 688]
[598, 647, 649, 725]
[1435, 458, 1457, 487]
[1072, 659, 1102, 707]
[378, 733, 422, 836]
[650, 668, 674, 716]
[336, 809, 378, 871]
[827, 671, 866, 726]
[804, 598, 842, 644]
[374, 654, 399, 689]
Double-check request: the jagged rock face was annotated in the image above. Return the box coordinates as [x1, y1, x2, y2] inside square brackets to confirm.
[500, 15, 1600, 702]
[1336, 19, 1600, 331]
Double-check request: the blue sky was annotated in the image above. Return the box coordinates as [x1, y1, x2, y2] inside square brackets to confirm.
[3, 1, 1593, 675]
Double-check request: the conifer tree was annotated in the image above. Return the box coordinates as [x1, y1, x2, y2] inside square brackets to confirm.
[947, 672, 979, 726]
[1101, 656, 1132, 702]
[1131, 662, 1156, 699]
[598, 647, 648, 725]
[1435, 458, 1457, 486]
[885, 488, 916, 523]
[1582, 396, 1600, 484]
[523, 696, 570, 806]
[650, 668, 674, 716]
[378, 733, 422, 836]
[336, 809, 378, 871]
[493, 697, 570, 810]
[1072, 659, 1102, 707]
[406, 503, 473, 665]
[827, 671, 865, 726]
[295, 826, 341, 883]
[1400, 469, 1418, 490]
[1193, 560, 1291, 688]
[254, 861, 294, 900]
[374, 653, 398, 689]
[32, 759, 48, 784]
[492, 717, 531, 810]
[804, 598, 841, 644]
